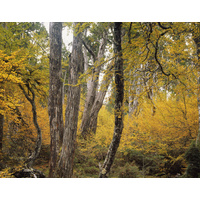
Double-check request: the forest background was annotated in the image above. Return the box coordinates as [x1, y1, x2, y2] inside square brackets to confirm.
[1, 1, 200, 200]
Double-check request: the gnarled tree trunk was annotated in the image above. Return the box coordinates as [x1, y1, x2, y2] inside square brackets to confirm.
[99, 22, 124, 178]
[19, 84, 42, 168]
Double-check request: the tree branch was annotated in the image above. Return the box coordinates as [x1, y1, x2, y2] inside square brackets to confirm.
[128, 22, 132, 44]
[81, 38, 96, 61]
[154, 30, 172, 77]
[18, 84, 33, 102]
[158, 22, 172, 30]
[154, 30, 187, 88]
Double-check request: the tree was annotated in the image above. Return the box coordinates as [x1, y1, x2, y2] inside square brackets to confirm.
[57, 22, 84, 178]
[0, 23, 49, 168]
[48, 22, 64, 177]
[0, 114, 3, 151]
[99, 22, 124, 178]
[80, 23, 111, 138]
[0, 50, 25, 153]
[18, 83, 42, 168]
[192, 23, 200, 146]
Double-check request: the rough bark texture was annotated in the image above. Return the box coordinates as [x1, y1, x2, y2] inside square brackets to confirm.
[80, 74, 99, 137]
[88, 78, 112, 134]
[128, 70, 142, 116]
[99, 22, 124, 178]
[194, 34, 200, 146]
[80, 30, 108, 138]
[0, 114, 4, 151]
[48, 22, 64, 177]
[19, 84, 42, 168]
[12, 168, 45, 178]
[57, 22, 84, 178]
[0, 83, 4, 152]
[81, 64, 113, 137]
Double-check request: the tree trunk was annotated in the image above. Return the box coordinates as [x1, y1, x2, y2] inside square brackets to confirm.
[128, 69, 142, 116]
[62, 69, 67, 105]
[80, 74, 99, 137]
[0, 83, 5, 152]
[19, 84, 42, 168]
[142, 62, 156, 116]
[57, 22, 84, 178]
[0, 114, 4, 151]
[48, 22, 64, 177]
[80, 30, 108, 138]
[194, 33, 200, 146]
[81, 64, 113, 137]
[99, 22, 124, 178]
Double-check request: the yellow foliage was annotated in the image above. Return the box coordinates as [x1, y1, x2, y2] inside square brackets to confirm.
[119, 91, 198, 165]
[76, 106, 114, 158]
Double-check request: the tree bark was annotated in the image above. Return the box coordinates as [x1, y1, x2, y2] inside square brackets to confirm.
[193, 32, 200, 146]
[81, 64, 113, 138]
[80, 29, 108, 138]
[99, 22, 124, 178]
[0, 84, 5, 152]
[48, 22, 64, 177]
[0, 114, 4, 151]
[142, 62, 156, 116]
[19, 84, 42, 168]
[57, 22, 84, 178]
[128, 69, 142, 116]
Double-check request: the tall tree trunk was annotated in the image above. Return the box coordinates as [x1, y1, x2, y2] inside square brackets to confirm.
[99, 22, 124, 178]
[62, 69, 67, 105]
[0, 84, 5, 152]
[48, 22, 64, 177]
[80, 73, 99, 137]
[57, 23, 84, 178]
[128, 68, 142, 116]
[128, 70, 135, 115]
[82, 65, 113, 137]
[193, 32, 200, 146]
[80, 30, 108, 138]
[0, 114, 4, 151]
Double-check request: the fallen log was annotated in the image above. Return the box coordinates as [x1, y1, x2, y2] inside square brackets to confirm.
[12, 168, 45, 178]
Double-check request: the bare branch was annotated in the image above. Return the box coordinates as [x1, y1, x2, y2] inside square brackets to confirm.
[154, 30, 172, 77]
[158, 22, 172, 30]
[81, 38, 96, 61]
[18, 84, 33, 102]
[128, 22, 132, 44]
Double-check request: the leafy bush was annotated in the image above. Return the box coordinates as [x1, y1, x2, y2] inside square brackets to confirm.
[117, 162, 141, 178]
[122, 149, 160, 176]
[84, 166, 99, 175]
[185, 142, 200, 178]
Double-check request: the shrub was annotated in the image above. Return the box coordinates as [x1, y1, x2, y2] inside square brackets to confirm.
[185, 142, 200, 178]
[117, 162, 141, 178]
[122, 149, 160, 176]
[84, 166, 99, 175]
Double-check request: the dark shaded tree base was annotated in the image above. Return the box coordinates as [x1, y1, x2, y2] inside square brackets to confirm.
[12, 168, 45, 178]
